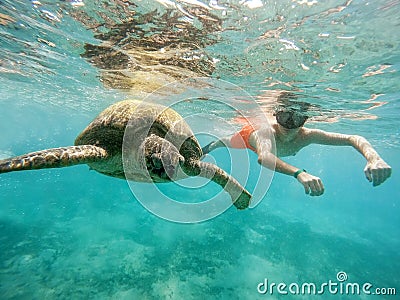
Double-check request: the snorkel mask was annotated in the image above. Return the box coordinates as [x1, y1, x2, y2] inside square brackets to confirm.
[275, 109, 308, 129]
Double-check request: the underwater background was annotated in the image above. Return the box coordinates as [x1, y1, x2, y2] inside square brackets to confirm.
[0, 0, 399, 299]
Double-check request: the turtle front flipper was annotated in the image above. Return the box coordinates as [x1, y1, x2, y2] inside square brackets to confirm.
[0, 145, 108, 174]
[187, 160, 252, 210]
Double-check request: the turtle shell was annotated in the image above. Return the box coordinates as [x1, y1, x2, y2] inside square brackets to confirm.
[74, 100, 202, 179]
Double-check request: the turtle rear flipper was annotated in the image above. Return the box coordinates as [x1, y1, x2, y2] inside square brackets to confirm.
[191, 161, 252, 210]
[0, 145, 108, 174]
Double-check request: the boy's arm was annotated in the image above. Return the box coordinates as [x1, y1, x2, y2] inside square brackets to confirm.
[254, 127, 324, 196]
[306, 129, 392, 186]
[201, 136, 231, 154]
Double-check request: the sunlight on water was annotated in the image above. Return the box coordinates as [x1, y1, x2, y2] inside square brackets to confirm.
[0, 0, 399, 298]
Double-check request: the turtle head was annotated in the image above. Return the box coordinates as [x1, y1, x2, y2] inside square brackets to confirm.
[151, 150, 184, 180]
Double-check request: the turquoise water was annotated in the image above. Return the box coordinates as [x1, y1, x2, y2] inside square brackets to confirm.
[0, 0, 399, 299]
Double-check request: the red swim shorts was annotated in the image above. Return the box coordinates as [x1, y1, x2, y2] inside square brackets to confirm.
[230, 124, 257, 152]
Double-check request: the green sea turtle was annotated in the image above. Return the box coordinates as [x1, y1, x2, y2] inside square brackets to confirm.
[0, 100, 251, 209]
